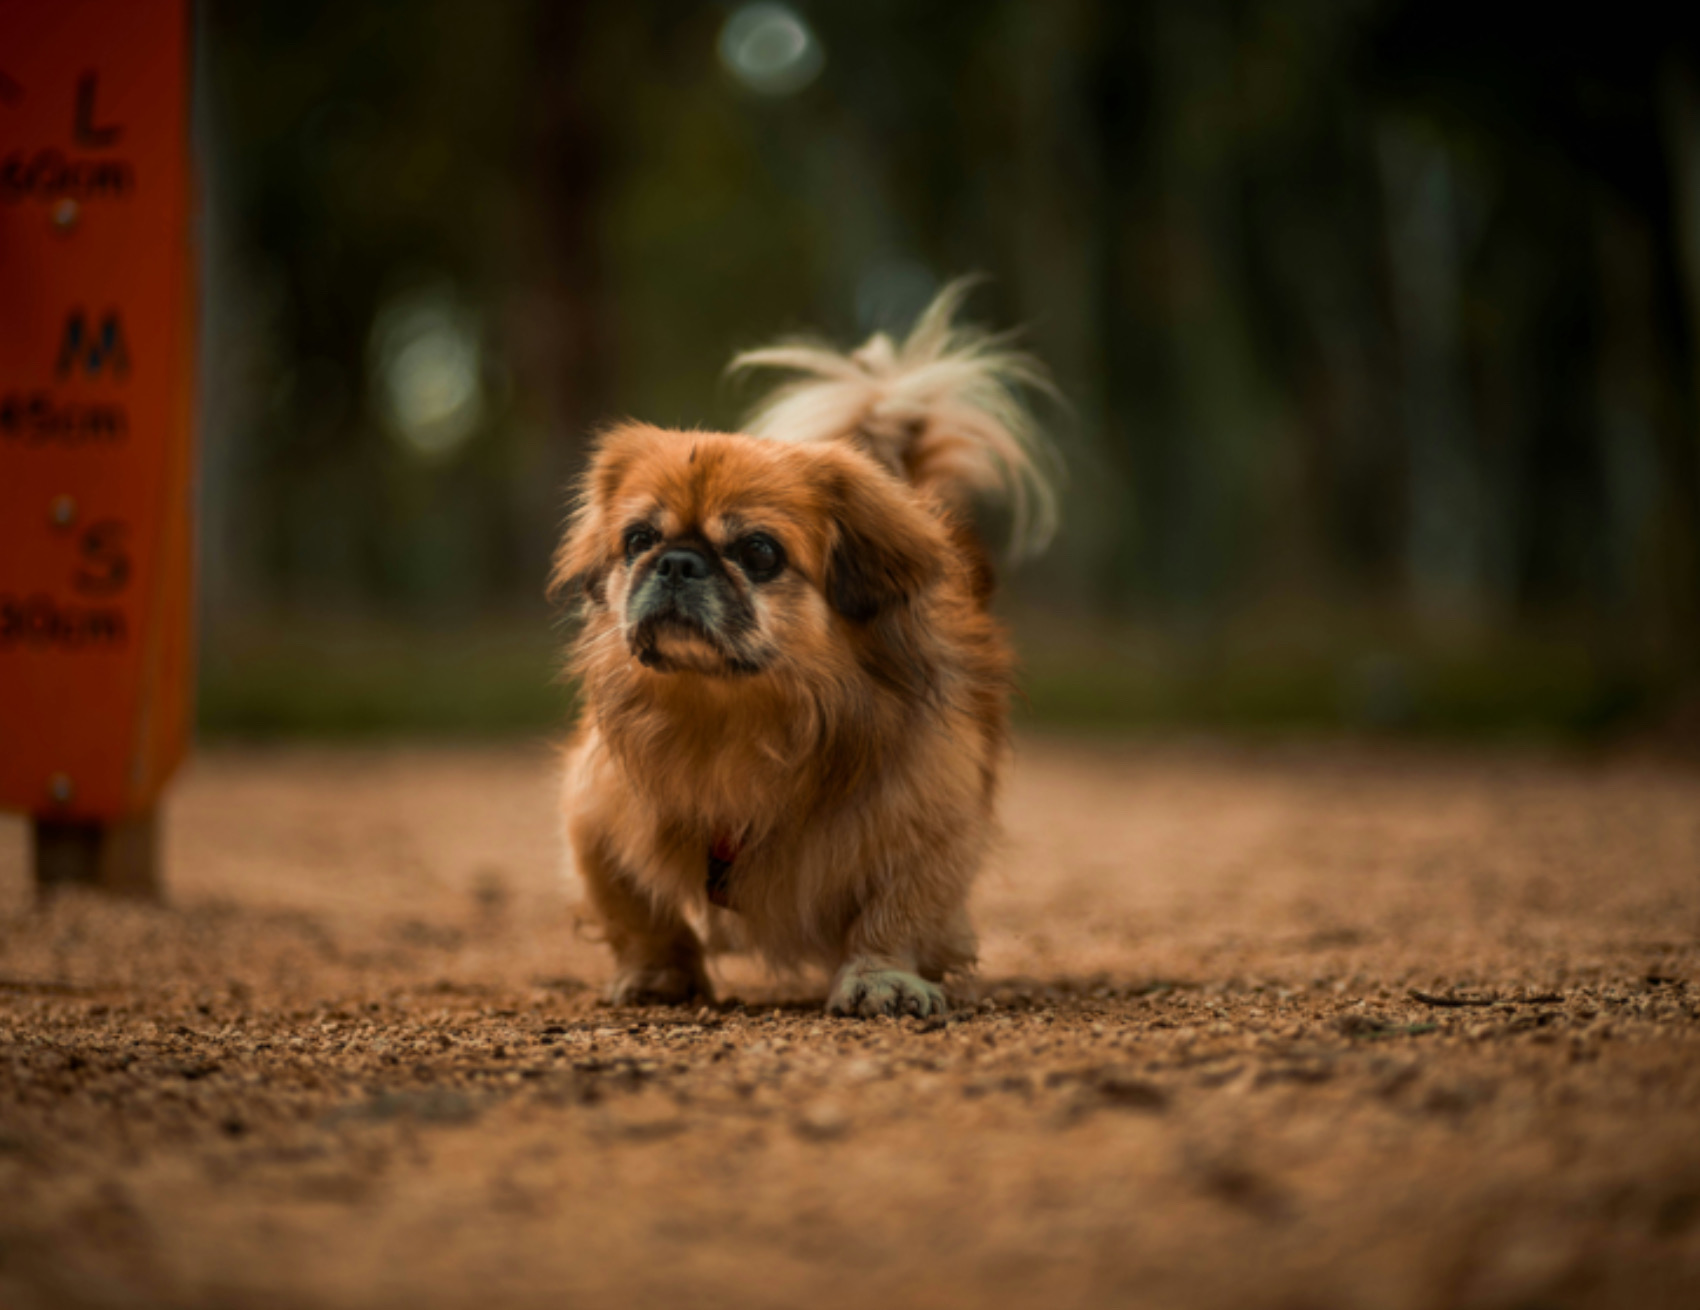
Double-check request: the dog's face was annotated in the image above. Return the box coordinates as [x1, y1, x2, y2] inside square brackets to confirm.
[554, 424, 947, 681]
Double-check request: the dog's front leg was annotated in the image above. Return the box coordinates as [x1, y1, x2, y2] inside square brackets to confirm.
[577, 835, 711, 1007]
[826, 899, 958, 1019]
[828, 954, 948, 1019]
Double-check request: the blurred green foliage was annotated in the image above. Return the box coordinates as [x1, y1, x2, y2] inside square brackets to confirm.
[195, 611, 1661, 743]
[197, 0, 1700, 738]
[197, 617, 571, 738]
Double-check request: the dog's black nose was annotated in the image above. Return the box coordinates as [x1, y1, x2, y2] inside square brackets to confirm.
[654, 547, 711, 583]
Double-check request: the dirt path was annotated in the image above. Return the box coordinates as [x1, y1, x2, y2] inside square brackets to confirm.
[1, 738, 1697, 1309]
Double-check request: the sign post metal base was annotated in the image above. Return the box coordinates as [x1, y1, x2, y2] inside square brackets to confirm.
[33, 812, 159, 898]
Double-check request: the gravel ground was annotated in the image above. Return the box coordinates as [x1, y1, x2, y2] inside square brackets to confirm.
[0, 737, 1697, 1310]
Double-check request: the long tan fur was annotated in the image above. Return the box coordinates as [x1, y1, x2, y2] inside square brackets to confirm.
[730, 278, 1059, 557]
[557, 284, 1056, 1017]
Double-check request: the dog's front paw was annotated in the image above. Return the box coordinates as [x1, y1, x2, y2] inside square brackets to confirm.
[609, 963, 711, 1008]
[827, 961, 948, 1019]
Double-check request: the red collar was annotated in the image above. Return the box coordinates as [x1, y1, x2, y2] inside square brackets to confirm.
[706, 833, 741, 909]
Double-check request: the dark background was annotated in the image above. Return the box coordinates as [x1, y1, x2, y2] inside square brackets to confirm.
[194, 0, 1700, 741]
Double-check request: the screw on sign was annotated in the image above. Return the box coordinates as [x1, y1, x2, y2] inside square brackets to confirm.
[0, 0, 196, 898]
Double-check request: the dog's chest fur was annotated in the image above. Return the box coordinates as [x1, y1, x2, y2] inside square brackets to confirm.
[573, 677, 994, 971]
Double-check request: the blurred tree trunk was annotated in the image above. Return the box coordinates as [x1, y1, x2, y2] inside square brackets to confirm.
[1378, 123, 1485, 626]
[1657, 57, 1700, 666]
[518, 1, 617, 593]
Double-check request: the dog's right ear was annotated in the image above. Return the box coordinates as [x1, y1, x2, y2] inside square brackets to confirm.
[548, 423, 657, 605]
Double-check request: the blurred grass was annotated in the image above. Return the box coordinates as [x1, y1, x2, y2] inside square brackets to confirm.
[197, 611, 1682, 743]
[1019, 644, 1654, 741]
[198, 615, 574, 739]
[1013, 602, 1687, 743]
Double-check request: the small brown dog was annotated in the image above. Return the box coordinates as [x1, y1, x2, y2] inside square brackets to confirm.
[554, 283, 1056, 1017]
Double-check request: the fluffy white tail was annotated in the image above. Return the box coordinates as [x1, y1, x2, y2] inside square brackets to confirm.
[729, 279, 1060, 558]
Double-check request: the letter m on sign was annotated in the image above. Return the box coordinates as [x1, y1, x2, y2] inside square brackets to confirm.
[56, 310, 130, 379]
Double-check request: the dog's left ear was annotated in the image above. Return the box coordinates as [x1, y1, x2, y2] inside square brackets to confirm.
[817, 451, 947, 622]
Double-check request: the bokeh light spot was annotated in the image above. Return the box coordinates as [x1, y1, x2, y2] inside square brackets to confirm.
[369, 285, 485, 460]
[718, 3, 823, 97]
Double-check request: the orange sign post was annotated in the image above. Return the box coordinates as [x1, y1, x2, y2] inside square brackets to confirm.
[0, 0, 197, 896]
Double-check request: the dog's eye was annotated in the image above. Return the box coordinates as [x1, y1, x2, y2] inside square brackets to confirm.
[732, 533, 784, 581]
[623, 525, 659, 561]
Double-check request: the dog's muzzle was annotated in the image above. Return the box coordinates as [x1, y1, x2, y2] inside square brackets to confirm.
[629, 546, 731, 661]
